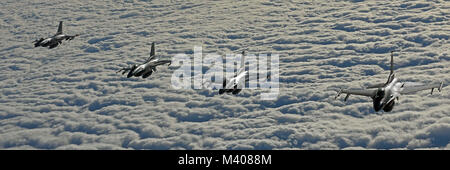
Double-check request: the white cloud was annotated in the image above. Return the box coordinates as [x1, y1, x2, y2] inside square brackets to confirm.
[0, 0, 448, 150]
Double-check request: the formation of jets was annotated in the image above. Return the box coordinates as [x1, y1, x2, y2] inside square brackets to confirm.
[33, 21, 445, 113]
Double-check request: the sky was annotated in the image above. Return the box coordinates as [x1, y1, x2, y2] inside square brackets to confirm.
[0, 0, 449, 149]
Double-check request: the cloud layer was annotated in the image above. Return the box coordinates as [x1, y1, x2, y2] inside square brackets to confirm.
[0, 0, 449, 149]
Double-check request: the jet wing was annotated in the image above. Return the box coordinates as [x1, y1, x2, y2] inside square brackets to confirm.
[148, 60, 171, 67]
[341, 89, 377, 97]
[65, 34, 79, 41]
[366, 83, 385, 89]
[335, 88, 378, 101]
[400, 81, 443, 95]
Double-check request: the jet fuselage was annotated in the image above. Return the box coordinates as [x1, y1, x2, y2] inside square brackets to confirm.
[127, 59, 161, 78]
[372, 78, 402, 112]
[220, 70, 248, 95]
[35, 34, 68, 48]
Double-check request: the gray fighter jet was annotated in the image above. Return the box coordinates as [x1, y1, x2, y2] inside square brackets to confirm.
[33, 21, 79, 49]
[117, 42, 171, 79]
[335, 51, 444, 112]
[219, 51, 248, 95]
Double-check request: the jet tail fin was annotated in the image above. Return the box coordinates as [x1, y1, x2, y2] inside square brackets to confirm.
[390, 50, 394, 75]
[237, 51, 245, 74]
[56, 21, 63, 35]
[150, 42, 155, 57]
[145, 42, 156, 63]
[385, 51, 395, 85]
[240, 51, 245, 69]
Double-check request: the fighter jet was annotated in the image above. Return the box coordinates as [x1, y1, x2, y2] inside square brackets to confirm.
[33, 21, 79, 49]
[117, 42, 171, 79]
[335, 51, 444, 112]
[219, 51, 248, 95]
